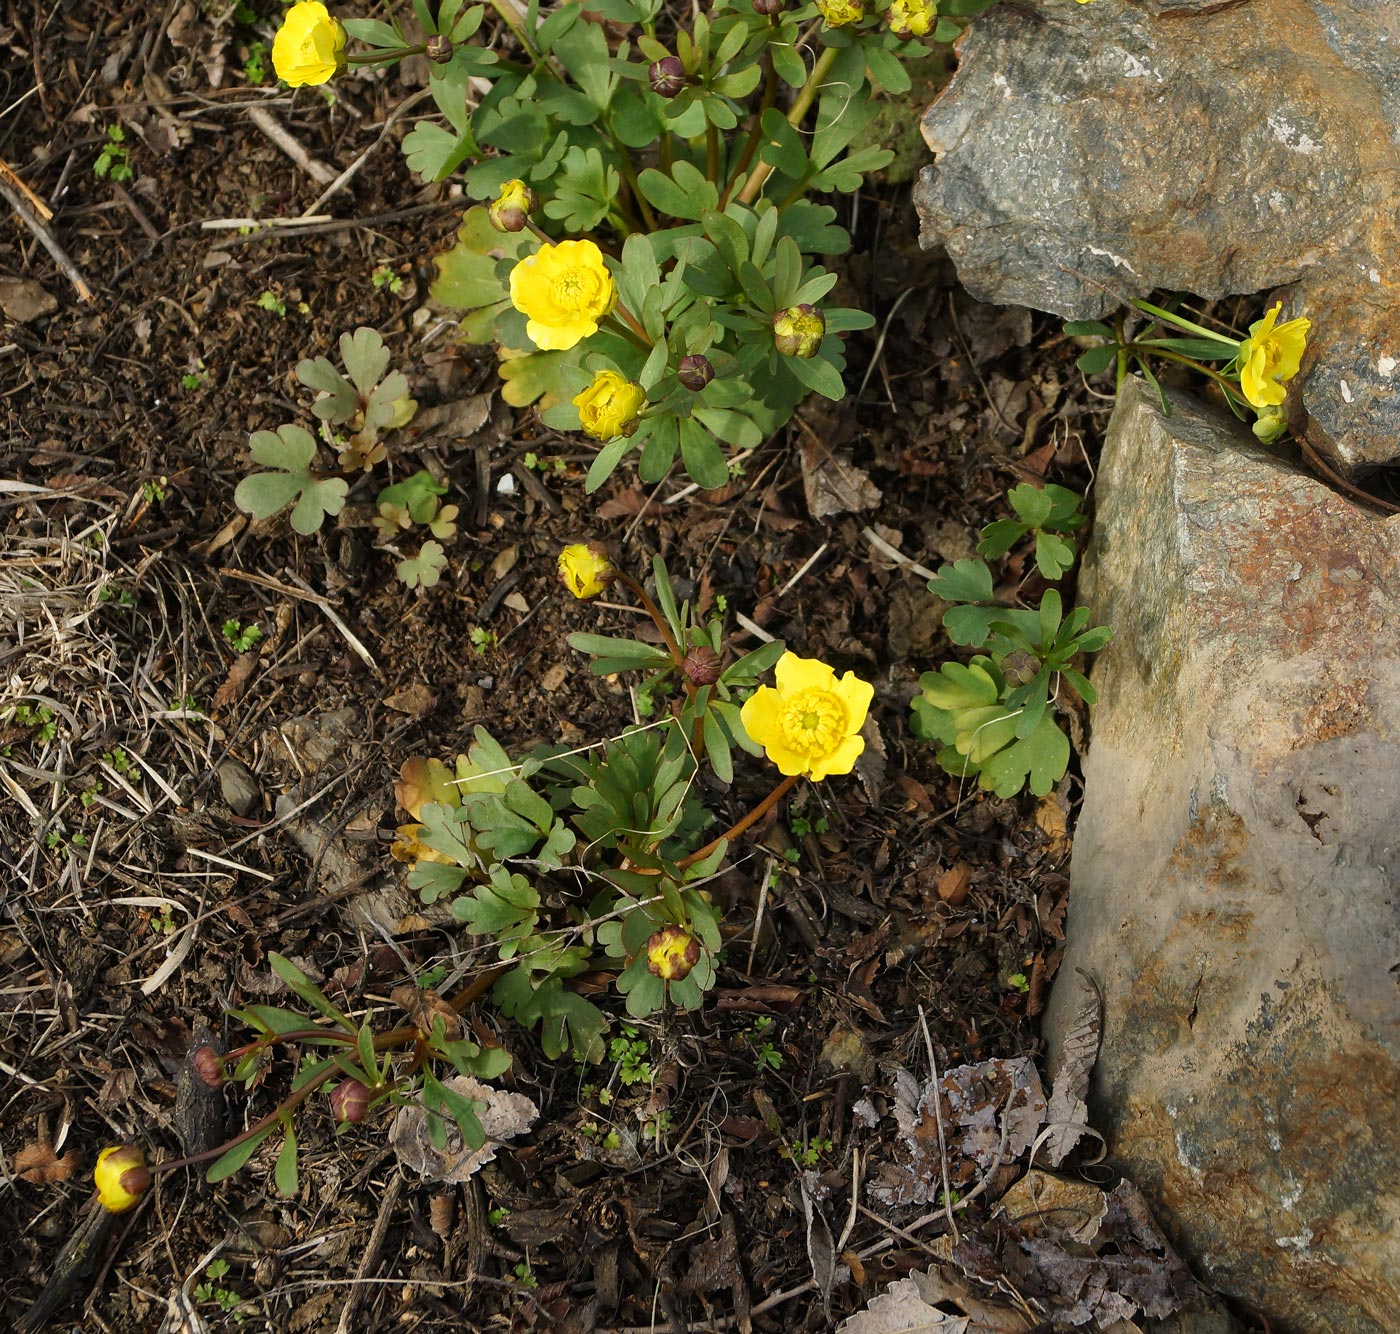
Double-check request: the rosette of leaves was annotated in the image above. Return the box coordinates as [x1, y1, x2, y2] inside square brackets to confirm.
[234, 327, 418, 536]
[913, 572, 1111, 798]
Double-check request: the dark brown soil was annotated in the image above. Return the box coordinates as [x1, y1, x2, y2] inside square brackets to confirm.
[1, 4, 1110, 1329]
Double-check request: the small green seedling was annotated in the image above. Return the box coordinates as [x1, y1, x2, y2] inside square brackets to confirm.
[222, 620, 264, 653]
[94, 126, 132, 182]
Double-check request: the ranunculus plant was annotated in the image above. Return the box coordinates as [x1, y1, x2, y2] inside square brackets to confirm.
[259, 0, 1012, 491]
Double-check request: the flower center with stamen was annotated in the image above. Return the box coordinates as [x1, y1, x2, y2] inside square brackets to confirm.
[552, 270, 597, 311]
[779, 689, 847, 757]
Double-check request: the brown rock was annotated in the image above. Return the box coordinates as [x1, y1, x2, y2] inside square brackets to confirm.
[1044, 378, 1400, 1331]
[0, 277, 58, 322]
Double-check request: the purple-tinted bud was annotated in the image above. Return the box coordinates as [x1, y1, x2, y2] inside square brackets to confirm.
[190, 1044, 226, 1089]
[773, 304, 825, 358]
[426, 34, 454, 64]
[677, 354, 715, 392]
[682, 644, 722, 686]
[329, 1078, 371, 1124]
[649, 56, 687, 99]
[753, 0, 784, 14]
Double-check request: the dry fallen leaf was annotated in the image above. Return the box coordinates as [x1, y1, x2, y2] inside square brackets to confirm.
[937, 864, 973, 906]
[390, 983, 463, 1041]
[837, 1265, 1034, 1333]
[391, 1076, 538, 1182]
[1041, 969, 1102, 1168]
[15, 1141, 80, 1185]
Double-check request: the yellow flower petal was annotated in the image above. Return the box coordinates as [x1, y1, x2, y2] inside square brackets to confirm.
[272, 1, 347, 87]
[572, 370, 646, 440]
[509, 240, 615, 352]
[1236, 301, 1310, 410]
[742, 652, 872, 781]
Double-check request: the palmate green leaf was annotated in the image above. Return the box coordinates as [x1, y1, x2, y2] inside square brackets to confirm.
[926, 557, 995, 604]
[977, 715, 1071, 798]
[235, 425, 349, 535]
[497, 344, 585, 409]
[918, 660, 1001, 713]
[637, 163, 718, 221]
[403, 122, 478, 183]
[430, 206, 530, 311]
[296, 355, 356, 423]
[1035, 531, 1076, 580]
[396, 541, 447, 590]
[451, 866, 539, 938]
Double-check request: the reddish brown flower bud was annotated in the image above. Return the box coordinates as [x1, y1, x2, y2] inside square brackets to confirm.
[190, 1044, 226, 1089]
[646, 926, 701, 981]
[677, 354, 715, 392]
[649, 56, 687, 99]
[682, 644, 722, 686]
[753, 0, 784, 14]
[426, 34, 454, 63]
[329, 1078, 371, 1124]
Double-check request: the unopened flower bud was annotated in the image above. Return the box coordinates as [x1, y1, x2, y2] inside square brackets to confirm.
[557, 542, 616, 600]
[773, 304, 826, 358]
[190, 1044, 226, 1089]
[329, 1078, 371, 1123]
[753, 0, 784, 14]
[1001, 650, 1040, 687]
[677, 354, 715, 392]
[646, 926, 701, 981]
[426, 33, 454, 63]
[94, 1145, 150, 1213]
[815, 0, 863, 25]
[649, 55, 687, 99]
[682, 644, 722, 686]
[489, 178, 538, 234]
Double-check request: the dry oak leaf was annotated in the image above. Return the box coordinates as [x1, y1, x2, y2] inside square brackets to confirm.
[15, 1141, 81, 1184]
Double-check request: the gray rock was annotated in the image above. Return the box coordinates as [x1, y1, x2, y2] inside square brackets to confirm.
[215, 756, 261, 817]
[913, 0, 1400, 474]
[1043, 378, 1400, 1332]
[0, 277, 57, 323]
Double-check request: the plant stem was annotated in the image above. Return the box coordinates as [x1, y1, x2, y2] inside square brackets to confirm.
[737, 44, 837, 207]
[347, 43, 427, 66]
[149, 964, 508, 1179]
[1130, 298, 1239, 347]
[615, 572, 683, 664]
[678, 772, 801, 869]
[1129, 343, 1240, 391]
[706, 120, 721, 187]
[720, 54, 779, 207]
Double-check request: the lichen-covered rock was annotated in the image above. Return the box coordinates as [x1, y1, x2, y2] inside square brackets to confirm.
[913, 0, 1400, 474]
[1043, 378, 1400, 1332]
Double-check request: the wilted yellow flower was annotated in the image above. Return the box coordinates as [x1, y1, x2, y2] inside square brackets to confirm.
[887, 0, 934, 37]
[1237, 302, 1310, 409]
[773, 304, 826, 358]
[94, 1145, 150, 1213]
[509, 240, 615, 351]
[573, 370, 646, 441]
[489, 178, 538, 234]
[816, 0, 863, 24]
[740, 652, 873, 781]
[646, 926, 701, 981]
[272, 1, 348, 87]
[558, 543, 615, 599]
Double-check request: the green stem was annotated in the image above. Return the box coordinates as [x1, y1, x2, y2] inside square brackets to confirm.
[720, 53, 779, 208]
[1129, 343, 1240, 390]
[737, 44, 838, 207]
[1130, 298, 1239, 348]
[678, 773, 801, 869]
[347, 43, 427, 66]
[706, 120, 721, 187]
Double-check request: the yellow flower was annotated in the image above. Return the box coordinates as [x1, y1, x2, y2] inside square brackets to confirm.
[558, 543, 615, 599]
[816, 0, 864, 24]
[272, 2, 348, 87]
[646, 926, 701, 981]
[573, 370, 646, 441]
[509, 240, 616, 351]
[1237, 302, 1310, 409]
[772, 304, 826, 358]
[887, 0, 934, 37]
[740, 651, 873, 781]
[94, 1145, 150, 1213]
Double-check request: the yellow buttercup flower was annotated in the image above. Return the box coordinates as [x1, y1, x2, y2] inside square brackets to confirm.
[646, 926, 701, 981]
[94, 1145, 150, 1213]
[740, 652, 873, 781]
[887, 0, 934, 38]
[509, 240, 615, 351]
[816, 0, 864, 25]
[272, 2, 348, 87]
[1237, 302, 1310, 409]
[557, 543, 615, 599]
[573, 370, 646, 441]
